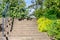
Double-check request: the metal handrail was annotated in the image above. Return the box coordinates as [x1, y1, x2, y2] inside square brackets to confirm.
[2, 2, 10, 40]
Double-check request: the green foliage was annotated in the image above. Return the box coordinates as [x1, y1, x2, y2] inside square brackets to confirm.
[34, 0, 60, 19]
[35, 0, 60, 40]
[44, 0, 60, 19]
[44, 7, 57, 20]
[9, 0, 26, 18]
[44, 0, 60, 8]
[34, 8, 45, 19]
[0, 0, 27, 19]
[37, 17, 60, 40]
[36, 0, 42, 5]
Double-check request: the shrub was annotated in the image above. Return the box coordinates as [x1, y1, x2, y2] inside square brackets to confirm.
[37, 17, 60, 40]
[37, 17, 52, 32]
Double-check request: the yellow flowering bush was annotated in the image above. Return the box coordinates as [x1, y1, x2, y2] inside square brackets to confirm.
[37, 17, 52, 32]
[37, 17, 60, 40]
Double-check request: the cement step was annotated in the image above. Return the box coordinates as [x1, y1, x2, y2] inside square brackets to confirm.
[0, 18, 51, 40]
[8, 36, 50, 40]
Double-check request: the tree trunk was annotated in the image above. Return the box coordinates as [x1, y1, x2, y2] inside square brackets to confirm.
[10, 17, 14, 32]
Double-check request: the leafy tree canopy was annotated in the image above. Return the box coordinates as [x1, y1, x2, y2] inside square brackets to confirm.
[0, 0, 27, 18]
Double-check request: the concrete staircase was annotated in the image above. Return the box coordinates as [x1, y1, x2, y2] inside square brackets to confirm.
[8, 19, 50, 40]
[0, 18, 51, 40]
